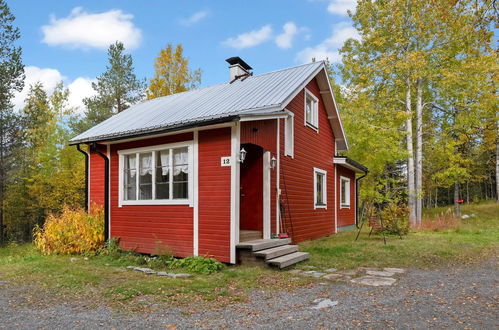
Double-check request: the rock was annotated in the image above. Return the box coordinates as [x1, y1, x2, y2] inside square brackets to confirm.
[289, 269, 302, 275]
[461, 214, 470, 219]
[351, 276, 396, 286]
[311, 298, 339, 309]
[323, 273, 343, 280]
[301, 265, 316, 270]
[156, 272, 172, 276]
[324, 268, 337, 273]
[132, 267, 156, 274]
[339, 269, 358, 276]
[383, 267, 406, 274]
[156, 272, 190, 278]
[359, 267, 379, 272]
[301, 271, 326, 278]
[70, 257, 77, 262]
[172, 273, 190, 278]
[126, 266, 135, 269]
[83, 257, 89, 261]
[366, 270, 395, 277]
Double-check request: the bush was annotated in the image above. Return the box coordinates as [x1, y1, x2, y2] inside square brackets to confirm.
[33, 205, 104, 255]
[419, 210, 461, 231]
[379, 203, 410, 235]
[169, 256, 225, 274]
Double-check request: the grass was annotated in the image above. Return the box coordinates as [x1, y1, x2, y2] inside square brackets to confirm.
[299, 201, 498, 270]
[0, 201, 497, 310]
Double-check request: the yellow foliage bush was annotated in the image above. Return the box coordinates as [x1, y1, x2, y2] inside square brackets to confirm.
[33, 205, 104, 255]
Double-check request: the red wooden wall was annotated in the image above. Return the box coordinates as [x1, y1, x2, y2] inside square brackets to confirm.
[336, 166, 356, 227]
[279, 78, 336, 242]
[198, 128, 232, 262]
[89, 144, 106, 211]
[109, 133, 194, 257]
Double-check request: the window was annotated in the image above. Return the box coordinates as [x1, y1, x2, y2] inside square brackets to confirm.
[340, 176, 350, 208]
[313, 168, 327, 209]
[304, 88, 318, 129]
[284, 113, 294, 157]
[119, 142, 192, 205]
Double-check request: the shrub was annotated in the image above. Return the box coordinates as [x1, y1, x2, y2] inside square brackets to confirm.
[33, 205, 104, 255]
[419, 210, 461, 232]
[379, 203, 410, 235]
[169, 256, 225, 274]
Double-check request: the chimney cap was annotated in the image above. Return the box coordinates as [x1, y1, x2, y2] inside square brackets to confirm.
[225, 56, 252, 71]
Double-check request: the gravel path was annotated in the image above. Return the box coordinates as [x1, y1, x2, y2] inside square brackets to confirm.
[1, 258, 497, 329]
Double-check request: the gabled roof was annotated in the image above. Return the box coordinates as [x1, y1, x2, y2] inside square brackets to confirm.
[70, 61, 348, 151]
[334, 156, 368, 173]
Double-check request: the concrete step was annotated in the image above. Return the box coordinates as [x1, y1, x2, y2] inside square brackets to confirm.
[254, 245, 299, 260]
[236, 238, 291, 252]
[239, 230, 262, 242]
[266, 252, 310, 269]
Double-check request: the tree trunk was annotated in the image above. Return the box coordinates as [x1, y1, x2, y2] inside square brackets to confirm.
[415, 78, 423, 226]
[405, 79, 417, 227]
[454, 181, 461, 218]
[496, 118, 498, 201]
[466, 181, 469, 204]
[435, 187, 438, 207]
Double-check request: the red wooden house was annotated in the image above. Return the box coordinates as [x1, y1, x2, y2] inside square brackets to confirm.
[71, 58, 367, 267]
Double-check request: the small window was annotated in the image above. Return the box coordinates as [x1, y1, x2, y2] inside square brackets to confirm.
[123, 154, 137, 201]
[304, 89, 318, 129]
[314, 168, 327, 209]
[284, 113, 294, 157]
[340, 176, 350, 208]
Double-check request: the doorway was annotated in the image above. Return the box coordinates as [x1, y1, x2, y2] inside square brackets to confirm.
[239, 144, 263, 239]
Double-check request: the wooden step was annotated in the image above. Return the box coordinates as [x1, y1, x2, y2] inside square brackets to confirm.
[236, 238, 291, 252]
[266, 252, 310, 269]
[254, 245, 298, 260]
[239, 230, 262, 242]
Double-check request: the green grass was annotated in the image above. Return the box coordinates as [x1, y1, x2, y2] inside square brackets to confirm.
[0, 201, 496, 310]
[299, 201, 498, 270]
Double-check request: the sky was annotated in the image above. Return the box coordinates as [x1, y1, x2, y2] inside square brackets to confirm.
[8, 0, 359, 113]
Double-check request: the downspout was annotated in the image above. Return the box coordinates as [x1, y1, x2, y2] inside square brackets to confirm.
[355, 171, 368, 228]
[76, 144, 89, 212]
[91, 143, 109, 241]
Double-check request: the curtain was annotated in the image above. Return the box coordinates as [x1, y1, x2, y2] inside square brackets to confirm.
[173, 149, 189, 175]
[159, 150, 169, 176]
[140, 153, 152, 176]
[127, 154, 136, 178]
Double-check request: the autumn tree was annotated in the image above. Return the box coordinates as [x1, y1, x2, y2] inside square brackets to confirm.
[75, 41, 145, 133]
[147, 43, 202, 99]
[0, 0, 24, 244]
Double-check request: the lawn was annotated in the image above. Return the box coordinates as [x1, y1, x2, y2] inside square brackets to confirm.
[0, 201, 497, 310]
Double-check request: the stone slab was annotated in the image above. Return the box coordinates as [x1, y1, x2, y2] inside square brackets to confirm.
[310, 298, 338, 309]
[366, 270, 396, 277]
[383, 267, 406, 274]
[324, 268, 337, 273]
[323, 273, 343, 280]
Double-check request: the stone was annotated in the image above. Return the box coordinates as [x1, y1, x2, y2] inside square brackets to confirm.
[351, 276, 396, 287]
[301, 265, 316, 270]
[383, 267, 406, 274]
[156, 272, 190, 278]
[324, 268, 337, 273]
[289, 269, 302, 275]
[366, 270, 395, 277]
[83, 257, 89, 261]
[323, 273, 343, 280]
[359, 267, 379, 272]
[70, 257, 78, 262]
[339, 269, 358, 276]
[172, 273, 190, 278]
[310, 298, 339, 310]
[132, 267, 156, 274]
[301, 271, 326, 278]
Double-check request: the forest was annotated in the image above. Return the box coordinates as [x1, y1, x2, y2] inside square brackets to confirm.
[0, 0, 497, 243]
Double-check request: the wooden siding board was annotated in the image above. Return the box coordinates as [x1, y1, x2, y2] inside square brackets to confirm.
[337, 166, 356, 227]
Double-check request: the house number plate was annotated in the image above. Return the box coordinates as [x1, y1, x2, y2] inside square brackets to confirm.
[221, 156, 231, 166]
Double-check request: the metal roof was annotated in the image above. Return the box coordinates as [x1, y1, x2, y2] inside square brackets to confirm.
[70, 60, 348, 149]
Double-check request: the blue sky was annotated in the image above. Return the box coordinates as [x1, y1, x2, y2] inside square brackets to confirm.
[8, 0, 357, 111]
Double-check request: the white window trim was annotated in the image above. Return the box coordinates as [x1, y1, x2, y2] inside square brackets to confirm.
[118, 141, 194, 207]
[340, 176, 351, 209]
[304, 88, 319, 132]
[284, 112, 294, 158]
[313, 167, 327, 209]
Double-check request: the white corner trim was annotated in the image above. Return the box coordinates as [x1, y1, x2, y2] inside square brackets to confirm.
[340, 175, 351, 209]
[334, 165, 338, 233]
[88, 147, 91, 211]
[230, 123, 240, 264]
[276, 119, 281, 235]
[107, 145, 111, 238]
[313, 167, 327, 210]
[193, 131, 199, 256]
[263, 151, 271, 239]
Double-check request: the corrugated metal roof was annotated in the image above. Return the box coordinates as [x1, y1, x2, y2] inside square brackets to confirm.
[70, 61, 324, 144]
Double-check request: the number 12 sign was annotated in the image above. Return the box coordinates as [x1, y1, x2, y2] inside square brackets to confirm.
[221, 156, 231, 167]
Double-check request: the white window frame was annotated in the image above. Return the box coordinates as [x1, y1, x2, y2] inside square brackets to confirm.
[340, 176, 351, 209]
[304, 88, 319, 131]
[118, 141, 194, 207]
[313, 167, 327, 209]
[284, 112, 294, 158]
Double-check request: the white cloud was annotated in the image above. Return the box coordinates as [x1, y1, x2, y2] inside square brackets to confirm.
[275, 22, 299, 49]
[179, 10, 209, 26]
[223, 25, 273, 49]
[12, 66, 96, 114]
[296, 22, 359, 63]
[327, 0, 357, 16]
[42, 7, 142, 50]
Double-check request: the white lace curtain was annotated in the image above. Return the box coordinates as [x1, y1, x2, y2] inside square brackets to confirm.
[173, 149, 188, 176]
[127, 155, 136, 178]
[140, 153, 152, 176]
[159, 150, 169, 176]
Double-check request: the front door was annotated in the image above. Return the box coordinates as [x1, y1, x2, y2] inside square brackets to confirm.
[240, 144, 263, 231]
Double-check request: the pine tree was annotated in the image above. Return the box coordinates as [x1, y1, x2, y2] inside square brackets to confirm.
[147, 43, 202, 99]
[75, 41, 145, 133]
[0, 0, 24, 244]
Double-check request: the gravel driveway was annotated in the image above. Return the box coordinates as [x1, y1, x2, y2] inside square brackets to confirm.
[1, 258, 497, 329]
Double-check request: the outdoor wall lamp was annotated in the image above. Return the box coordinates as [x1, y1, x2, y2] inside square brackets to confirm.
[238, 147, 247, 163]
[271, 156, 277, 169]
